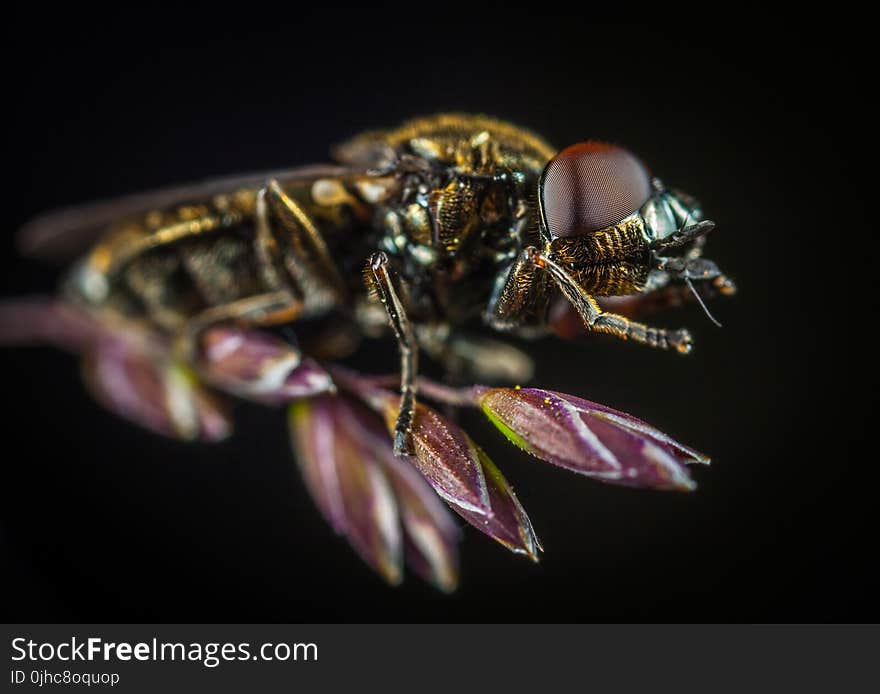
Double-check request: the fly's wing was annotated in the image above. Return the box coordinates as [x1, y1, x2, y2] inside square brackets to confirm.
[18, 165, 353, 261]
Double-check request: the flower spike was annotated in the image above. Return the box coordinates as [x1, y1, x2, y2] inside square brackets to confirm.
[476, 387, 700, 491]
[328, 368, 541, 559]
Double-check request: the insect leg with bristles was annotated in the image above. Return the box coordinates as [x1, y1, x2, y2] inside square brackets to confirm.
[367, 251, 418, 457]
[510, 247, 694, 354]
[262, 179, 348, 314]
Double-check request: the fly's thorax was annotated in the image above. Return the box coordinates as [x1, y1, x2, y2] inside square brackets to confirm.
[366, 164, 534, 324]
[333, 114, 553, 319]
[333, 114, 557, 177]
[376, 166, 531, 277]
[334, 114, 550, 277]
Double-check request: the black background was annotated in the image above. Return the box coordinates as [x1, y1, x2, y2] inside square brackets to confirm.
[3, 13, 875, 622]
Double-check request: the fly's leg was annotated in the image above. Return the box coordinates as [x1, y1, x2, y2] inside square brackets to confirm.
[175, 175, 355, 362]
[367, 251, 418, 456]
[172, 187, 307, 392]
[589, 282, 725, 322]
[176, 169, 364, 366]
[580, 247, 736, 325]
[484, 248, 554, 333]
[645, 221, 735, 296]
[261, 179, 348, 314]
[169, 183, 314, 361]
[64, 174, 359, 404]
[651, 255, 737, 297]
[539, 249, 693, 353]
[493, 247, 694, 354]
[176, 289, 304, 364]
[185, 171, 363, 345]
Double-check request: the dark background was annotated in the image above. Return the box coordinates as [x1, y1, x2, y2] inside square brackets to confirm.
[3, 13, 875, 622]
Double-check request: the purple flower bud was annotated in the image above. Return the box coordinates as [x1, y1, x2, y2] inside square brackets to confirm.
[289, 395, 404, 586]
[477, 387, 702, 491]
[397, 403, 493, 515]
[0, 297, 108, 352]
[337, 397, 461, 592]
[84, 339, 231, 442]
[380, 393, 539, 559]
[443, 447, 541, 561]
[199, 327, 333, 404]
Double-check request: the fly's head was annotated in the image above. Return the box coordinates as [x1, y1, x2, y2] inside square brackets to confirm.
[533, 141, 735, 346]
[539, 142, 715, 260]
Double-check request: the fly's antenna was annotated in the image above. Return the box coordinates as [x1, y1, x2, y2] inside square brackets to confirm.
[673, 210, 722, 327]
[685, 277, 723, 328]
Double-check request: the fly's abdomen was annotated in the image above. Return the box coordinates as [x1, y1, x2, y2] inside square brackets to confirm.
[130, 229, 271, 329]
[64, 190, 279, 331]
[68, 224, 272, 332]
[64, 177, 371, 333]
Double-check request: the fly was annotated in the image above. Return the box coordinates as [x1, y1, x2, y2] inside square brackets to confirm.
[2, 114, 736, 588]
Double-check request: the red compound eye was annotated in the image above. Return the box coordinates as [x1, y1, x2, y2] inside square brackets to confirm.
[541, 142, 652, 237]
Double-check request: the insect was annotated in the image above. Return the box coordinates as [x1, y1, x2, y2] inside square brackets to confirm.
[4, 113, 735, 588]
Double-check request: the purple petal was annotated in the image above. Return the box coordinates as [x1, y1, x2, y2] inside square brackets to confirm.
[395, 483, 461, 591]
[400, 398, 538, 559]
[395, 401, 492, 516]
[368, 435, 461, 593]
[445, 446, 541, 560]
[253, 358, 335, 404]
[199, 327, 333, 403]
[0, 297, 104, 352]
[84, 339, 231, 441]
[289, 395, 403, 585]
[582, 415, 696, 491]
[479, 388, 698, 491]
[288, 396, 347, 533]
[544, 390, 710, 465]
[343, 402, 461, 592]
[321, 368, 540, 561]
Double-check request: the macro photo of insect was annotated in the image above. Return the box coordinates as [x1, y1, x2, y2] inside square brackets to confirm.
[0, 113, 737, 592]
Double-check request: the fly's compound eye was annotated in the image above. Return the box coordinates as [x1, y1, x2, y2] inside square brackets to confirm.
[540, 142, 652, 238]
